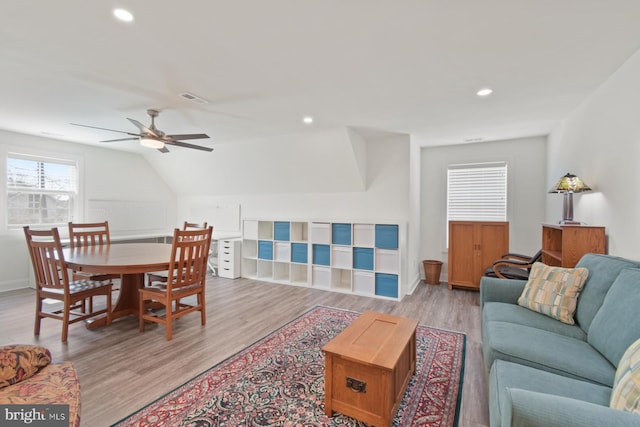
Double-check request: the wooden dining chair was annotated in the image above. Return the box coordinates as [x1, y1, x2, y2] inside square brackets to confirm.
[139, 226, 213, 340]
[146, 221, 208, 286]
[24, 226, 112, 342]
[68, 221, 121, 310]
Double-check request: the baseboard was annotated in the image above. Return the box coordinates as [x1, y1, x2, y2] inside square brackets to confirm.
[0, 279, 30, 293]
[405, 273, 421, 295]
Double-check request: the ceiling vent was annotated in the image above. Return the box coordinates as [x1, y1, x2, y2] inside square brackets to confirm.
[180, 92, 209, 105]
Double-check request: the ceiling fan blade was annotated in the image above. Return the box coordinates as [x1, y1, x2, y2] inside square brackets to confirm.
[158, 146, 170, 154]
[70, 123, 139, 136]
[127, 118, 159, 137]
[165, 140, 213, 152]
[100, 137, 140, 142]
[166, 133, 210, 141]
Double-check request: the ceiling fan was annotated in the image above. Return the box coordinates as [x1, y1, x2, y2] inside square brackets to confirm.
[71, 109, 213, 153]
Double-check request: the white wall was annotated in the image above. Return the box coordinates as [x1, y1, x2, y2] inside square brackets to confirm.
[174, 130, 409, 220]
[546, 49, 640, 259]
[420, 136, 547, 281]
[175, 131, 413, 293]
[0, 130, 176, 291]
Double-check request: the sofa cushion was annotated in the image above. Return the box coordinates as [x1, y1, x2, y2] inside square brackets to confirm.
[483, 302, 587, 341]
[574, 254, 640, 333]
[588, 268, 640, 367]
[610, 338, 640, 414]
[490, 359, 612, 427]
[0, 345, 51, 388]
[483, 321, 615, 386]
[517, 262, 588, 325]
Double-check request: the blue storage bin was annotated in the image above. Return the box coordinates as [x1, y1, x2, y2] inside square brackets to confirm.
[375, 224, 398, 249]
[291, 243, 308, 263]
[312, 244, 330, 266]
[332, 223, 352, 245]
[375, 273, 398, 298]
[258, 240, 273, 260]
[353, 247, 374, 270]
[274, 221, 290, 241]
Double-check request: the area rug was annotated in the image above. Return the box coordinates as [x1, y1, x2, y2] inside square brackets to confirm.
[112, 306, 466, 427]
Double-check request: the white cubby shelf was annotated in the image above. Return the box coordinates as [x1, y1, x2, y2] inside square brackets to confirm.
[241, 219, 403, 300]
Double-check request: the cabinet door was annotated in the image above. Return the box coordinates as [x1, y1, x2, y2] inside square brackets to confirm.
[449, 221, 509, 290]
[448, 222, 476, 288]
[477, 223, 509, 282]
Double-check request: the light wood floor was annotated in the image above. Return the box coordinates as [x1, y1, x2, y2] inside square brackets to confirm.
[0, 276, 489, 427]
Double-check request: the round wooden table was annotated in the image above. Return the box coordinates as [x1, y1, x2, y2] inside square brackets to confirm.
[63, 243, 173, 327]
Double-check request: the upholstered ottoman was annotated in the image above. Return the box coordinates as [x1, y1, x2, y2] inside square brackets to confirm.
[0, 346, 80, 427]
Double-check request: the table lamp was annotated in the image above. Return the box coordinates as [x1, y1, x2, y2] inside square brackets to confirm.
[548, 173, 592, 224]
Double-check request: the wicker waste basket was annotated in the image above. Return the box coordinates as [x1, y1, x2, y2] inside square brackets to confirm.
[423, 260, 443, 285]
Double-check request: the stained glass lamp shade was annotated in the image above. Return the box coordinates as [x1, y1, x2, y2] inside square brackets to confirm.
[548, 173, 592, 223]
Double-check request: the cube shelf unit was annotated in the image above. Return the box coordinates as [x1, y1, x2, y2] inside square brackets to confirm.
[242, 220, 310, 286]
[241, 219, 402, 300]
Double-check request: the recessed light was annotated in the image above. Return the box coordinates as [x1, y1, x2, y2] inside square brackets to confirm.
[476, 88, 493, 97]
[302, 116, 313, 124]
[113, 8, 134, 22]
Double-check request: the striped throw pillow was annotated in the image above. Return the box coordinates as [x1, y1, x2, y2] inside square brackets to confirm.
[517, 262, 589, 325]
[610, 338, 640, 413]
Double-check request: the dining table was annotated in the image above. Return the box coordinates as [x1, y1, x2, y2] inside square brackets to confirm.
[63, 242, 174, 328]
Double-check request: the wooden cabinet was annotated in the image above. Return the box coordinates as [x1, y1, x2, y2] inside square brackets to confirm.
[541, 224, 606, 267]
[448, 221, 509, 290]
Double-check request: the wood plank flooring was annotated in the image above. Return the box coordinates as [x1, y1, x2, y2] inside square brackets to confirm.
[0, 277, 489, 426]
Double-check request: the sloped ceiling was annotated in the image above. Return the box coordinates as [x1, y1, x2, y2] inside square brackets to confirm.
[1, 1, 640, 154]
[145, 127, 370, 195]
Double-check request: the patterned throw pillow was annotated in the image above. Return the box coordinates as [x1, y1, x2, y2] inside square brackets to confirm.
[610, 338, 640, 413]
[0, 345, 52, 388]
[517, 262, 589, 325]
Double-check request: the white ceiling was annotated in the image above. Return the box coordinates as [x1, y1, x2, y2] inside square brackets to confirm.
[2, 1, 640, 153]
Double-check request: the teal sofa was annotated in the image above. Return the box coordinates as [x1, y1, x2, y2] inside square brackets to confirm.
[481, 253, 640, 427]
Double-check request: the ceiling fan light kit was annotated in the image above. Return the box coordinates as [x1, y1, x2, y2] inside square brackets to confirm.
[140, 137, 164, 149]
[71, 109, 213, 153]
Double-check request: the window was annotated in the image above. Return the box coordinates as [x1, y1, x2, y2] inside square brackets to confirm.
[447, 161, 507, 229]
[6, 155, 78, 227]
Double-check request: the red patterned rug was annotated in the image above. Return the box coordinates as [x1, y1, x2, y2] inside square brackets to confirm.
[112, 306, 465, 427]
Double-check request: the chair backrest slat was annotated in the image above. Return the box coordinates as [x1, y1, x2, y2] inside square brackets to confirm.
[167, 227, 213, 292]
[68, 221, 111, 249]
[24, 227, 69, 291]
[184, 221, 208, 230]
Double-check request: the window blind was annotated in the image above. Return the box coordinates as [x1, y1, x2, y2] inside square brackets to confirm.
[447, 162, 507, 222]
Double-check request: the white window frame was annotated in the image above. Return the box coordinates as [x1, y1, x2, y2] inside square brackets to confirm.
[1, 146, 83, 233]
[446, 161, 507, 244]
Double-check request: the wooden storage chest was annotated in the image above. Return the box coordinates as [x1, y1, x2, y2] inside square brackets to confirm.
[322, 311, 418, 426]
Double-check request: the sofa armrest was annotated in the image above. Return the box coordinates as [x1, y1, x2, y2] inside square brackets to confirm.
[479, 276, 527, 309]
[502, 388, 640, 427]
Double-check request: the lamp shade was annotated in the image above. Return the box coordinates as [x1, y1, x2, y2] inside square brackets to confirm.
[548, 173, 591, 193]
[140, 137, 164, 149]
[549, 173, 592, 224]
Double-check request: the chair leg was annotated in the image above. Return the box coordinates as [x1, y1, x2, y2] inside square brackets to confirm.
[62, 304, 70, 343]
[166, 300, 172, 341]
[105, 291, 112, 325]
[139, 292, 145, 333]
[200, 291, 206, 326]
[34, 296, 42, 336]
